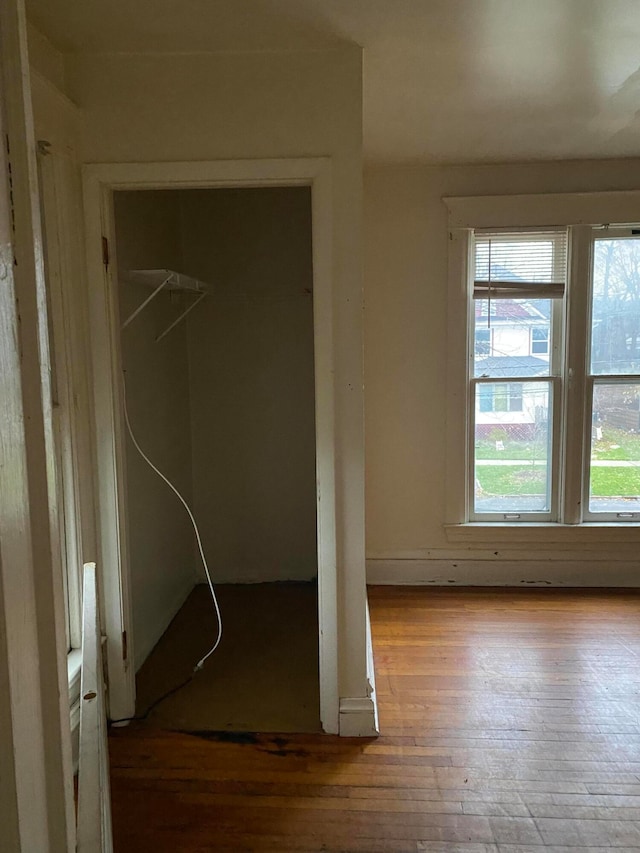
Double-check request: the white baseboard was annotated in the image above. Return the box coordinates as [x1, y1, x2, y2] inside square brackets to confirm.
[367, 558, 640, 587]
[339, 598, 380, 737]
[339, 696, 379, 737]
[365, 596, 379, 734]
[133, 578, 196, 672]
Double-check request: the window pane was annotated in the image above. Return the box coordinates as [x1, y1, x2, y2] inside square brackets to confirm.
[475, 327, 491, 355]
[474, 231, 566, 288]
[591, 238, 640, 375]
[474, 299, 552, 378]
[589, 382, 640, 513]
[474, 381, 551, 514]
[531, 327, 549, 354]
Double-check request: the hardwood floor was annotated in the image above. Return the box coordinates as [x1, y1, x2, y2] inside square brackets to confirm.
[109, 587, 640, 851]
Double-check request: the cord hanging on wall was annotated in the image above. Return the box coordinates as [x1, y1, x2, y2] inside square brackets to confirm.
[120, 269, 209, 341]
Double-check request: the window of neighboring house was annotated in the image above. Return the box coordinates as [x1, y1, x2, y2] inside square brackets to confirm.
[475, 327, 491, 355]
[456, 221, 640, 524]
[477, 382, 523, 412]
[531, 326, 549, 355]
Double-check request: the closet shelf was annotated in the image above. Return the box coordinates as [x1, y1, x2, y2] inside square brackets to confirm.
[121, 268, 210, 341]
[125, 268, 209, 294]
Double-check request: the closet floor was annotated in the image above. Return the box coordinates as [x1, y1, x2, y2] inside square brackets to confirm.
[134, 582, 321, 734]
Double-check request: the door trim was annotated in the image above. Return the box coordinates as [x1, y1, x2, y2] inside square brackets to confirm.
[82, 157, 339, 732]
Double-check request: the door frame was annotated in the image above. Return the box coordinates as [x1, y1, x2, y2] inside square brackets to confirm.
[83, 157, 339, 732]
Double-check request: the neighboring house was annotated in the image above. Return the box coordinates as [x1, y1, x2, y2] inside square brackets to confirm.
[474, 298, 550, 439]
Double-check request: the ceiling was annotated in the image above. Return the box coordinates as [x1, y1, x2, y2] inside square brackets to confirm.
[25, 0, 640, 164]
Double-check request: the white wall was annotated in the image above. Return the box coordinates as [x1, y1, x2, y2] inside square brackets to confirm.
[65, 47, 369, 706]
[114, 191, 196, 669]
[181, 188, 317, 584]
[364, 161, 640, 585]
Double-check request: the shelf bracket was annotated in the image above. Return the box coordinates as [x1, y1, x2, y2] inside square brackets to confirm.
[155, 290, 207, 342]
[121, 273, 172, 329]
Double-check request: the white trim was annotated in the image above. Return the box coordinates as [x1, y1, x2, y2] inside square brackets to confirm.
[37, 144, 86, 651]
[82, 175, 136, 722]
[562, 226, 592, 523]
[339, 697, 379, 737]
[367, 558, 640, 587]
[445, 191, 640, 230]
[364, 598, 379, 735]
[338, 600, 380, 736]
[0, 1, 75, 849]
[445, 228, 470, 523]
[444, 522, 640, 544]
[82, 157, 341, 734]
[77, 563, 113, 853]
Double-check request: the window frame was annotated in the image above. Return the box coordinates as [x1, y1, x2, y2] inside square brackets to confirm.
[468, 227, 565, 523]
[444, 191, 640, 534]
[37, 148, 84, 653]
[474, 326, 491, 355]
[582, 227, 640, 522]
[531, 326, 550, 355]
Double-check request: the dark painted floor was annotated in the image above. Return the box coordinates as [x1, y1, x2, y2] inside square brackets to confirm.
[134, 582, 321, 733]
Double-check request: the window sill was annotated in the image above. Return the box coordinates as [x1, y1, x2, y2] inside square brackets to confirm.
[445, 522, 640, 545]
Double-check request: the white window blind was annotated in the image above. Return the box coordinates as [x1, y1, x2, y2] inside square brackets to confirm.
[473, 230, 567, 299]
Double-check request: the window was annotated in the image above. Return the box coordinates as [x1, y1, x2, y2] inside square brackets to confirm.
[587, 234, 640, 518]
[455, 218, 640, 524]
[477, 382, 523, 413]
[531, 327, 549, 355]
[475, 327, 491, 355]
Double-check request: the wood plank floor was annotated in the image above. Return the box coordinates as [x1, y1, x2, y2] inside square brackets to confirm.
[109, 587, 640, 851]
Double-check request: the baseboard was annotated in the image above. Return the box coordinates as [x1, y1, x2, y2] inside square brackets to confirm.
[365, 596, 379, 734]
[339, 696, 379, 737]
[339, 599, 380, 737]
[134, 577, 196, 672]
[367, 558, 640, 587]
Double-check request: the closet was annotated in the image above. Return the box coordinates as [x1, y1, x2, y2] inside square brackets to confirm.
[114, 187, 320, 733]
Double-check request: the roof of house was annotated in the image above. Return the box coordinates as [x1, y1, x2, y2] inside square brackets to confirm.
[474, 355, 550, 379]
[475, 300, 551, 322]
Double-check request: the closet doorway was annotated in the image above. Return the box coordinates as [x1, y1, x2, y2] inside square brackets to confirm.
[84, 159, 339, 734]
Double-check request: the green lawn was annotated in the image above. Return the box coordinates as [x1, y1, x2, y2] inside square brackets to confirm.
[476, 426, 640, 497]
[476, 463, 640, 497]
[476, 439, 546, 461]
[592, 427, 640, 461]
[477, 427, 640, 463]
[476, 465, 546, 496]
[591, 467, 640, 497]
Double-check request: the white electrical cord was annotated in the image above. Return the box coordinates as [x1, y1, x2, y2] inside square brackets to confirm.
[122, 376, 222, 671]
